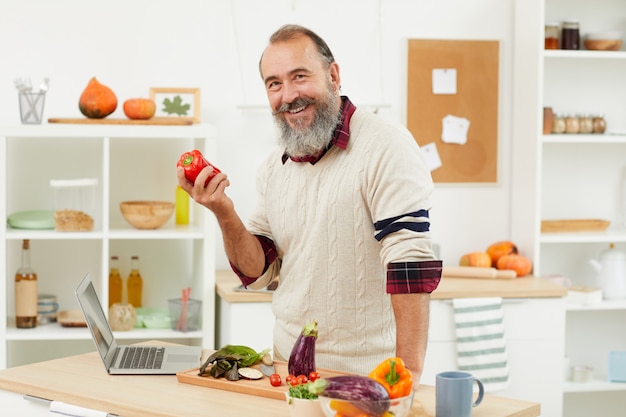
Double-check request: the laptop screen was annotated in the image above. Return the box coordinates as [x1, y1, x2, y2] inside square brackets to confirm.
[76, 274, 116, 362]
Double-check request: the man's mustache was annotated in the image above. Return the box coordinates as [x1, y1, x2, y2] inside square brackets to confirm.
[273, 97, 315, 115]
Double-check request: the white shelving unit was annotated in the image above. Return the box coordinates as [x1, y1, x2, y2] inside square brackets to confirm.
[529, 1, 626, 416]
[0, 123, 217, 369]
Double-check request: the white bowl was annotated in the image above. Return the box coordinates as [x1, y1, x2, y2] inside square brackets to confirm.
[318, 392, 415, 417]
[285, 393, 325, 417]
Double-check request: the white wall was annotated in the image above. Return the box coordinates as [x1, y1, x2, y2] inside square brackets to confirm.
[0, 0, 520, 269]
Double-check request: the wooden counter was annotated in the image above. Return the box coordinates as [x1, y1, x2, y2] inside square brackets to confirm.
[0, 345, 540, 417]
[216, 269, 567, 304]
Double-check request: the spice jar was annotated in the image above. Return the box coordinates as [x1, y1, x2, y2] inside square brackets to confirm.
[545, 22, 560, 50]
[561, 20, 580, 50]
[552, 113, 566, 134]
[578, 114, 593, 134]
[592, 114, 606, 134]
[565, 114, 580, 134]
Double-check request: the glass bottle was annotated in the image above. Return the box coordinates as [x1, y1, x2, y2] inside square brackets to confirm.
[561, 20, 580, 50]
[552, 113, 566, 134]
[544, 22, 560, 50]
[565, 114, 579, 134]
[592, 114, 607, 134]
[578, 114, 593, 134]
[175, 185, 189, 225]
[15, 239, 38, 328]
[108, 256, 123, 307]
[127, 256, 143, 308]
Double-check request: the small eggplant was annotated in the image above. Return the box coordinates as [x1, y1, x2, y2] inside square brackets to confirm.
[288, 320, 318, 377]
[308, 375, 390, 416]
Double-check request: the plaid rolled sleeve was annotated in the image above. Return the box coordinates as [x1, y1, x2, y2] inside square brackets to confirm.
[386, 260, 442, 294]
[230, 235, 278, 288]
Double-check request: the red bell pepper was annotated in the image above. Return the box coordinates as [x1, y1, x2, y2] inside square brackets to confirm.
[177, 149, 221, 186]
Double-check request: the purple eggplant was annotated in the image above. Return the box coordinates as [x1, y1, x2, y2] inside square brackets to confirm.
[308, 375, 391, 416]
[288, 320, 318, 377]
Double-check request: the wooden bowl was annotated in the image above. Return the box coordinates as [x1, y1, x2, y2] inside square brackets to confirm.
[584, 39, 623, 51]
[120, 201, 175, 229]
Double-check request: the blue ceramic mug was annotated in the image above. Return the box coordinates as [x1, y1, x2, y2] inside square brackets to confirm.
[436, 371, 484, 417]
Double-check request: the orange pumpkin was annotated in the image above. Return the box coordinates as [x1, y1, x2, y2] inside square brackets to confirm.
[123, 98, 156, 120]
[496, 254, 532, 277]
[486, 241, 518, 265]
[459, 251, 492, 267]
[79, 77, 117, 119]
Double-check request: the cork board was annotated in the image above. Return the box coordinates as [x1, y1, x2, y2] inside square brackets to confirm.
[407, 39, 499, 183]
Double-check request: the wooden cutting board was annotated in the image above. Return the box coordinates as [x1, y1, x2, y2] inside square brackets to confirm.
[442, 266, 517, 279]
[48, 117, 193, 125]
[177, 360, 347, 400]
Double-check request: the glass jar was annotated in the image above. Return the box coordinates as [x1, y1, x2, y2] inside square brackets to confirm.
[578, 114, 593, 134]
[552, 113, 566, 134]
[561, 20, 580, 50]
[545, 22, 560, 50]
[592, 114, 607, 134]
[565, 114, 580, 133]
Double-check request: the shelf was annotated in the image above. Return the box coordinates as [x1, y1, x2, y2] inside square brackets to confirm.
[4, 225, 207, 240]
[6, 325, 201, 341]
[542, 134, 626, 144]
[564, 379, 626, 393]
[566, 299, 626, 312]
[540, 229, 626, 243]
[544, 50, 626, 60]
[0, 123, 216, 139]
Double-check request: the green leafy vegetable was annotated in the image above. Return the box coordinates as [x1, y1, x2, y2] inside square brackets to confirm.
[198, 345, 271, 378]
[288, 382, 318, 400]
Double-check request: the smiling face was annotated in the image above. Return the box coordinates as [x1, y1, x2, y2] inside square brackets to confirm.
[260, 35, 342, 157]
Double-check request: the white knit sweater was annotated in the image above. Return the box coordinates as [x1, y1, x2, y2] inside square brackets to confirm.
[247, 108, 435, 374]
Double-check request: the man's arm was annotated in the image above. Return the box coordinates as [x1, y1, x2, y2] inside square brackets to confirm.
[177, 165, 266, 277]
[391, 292, 431, 389]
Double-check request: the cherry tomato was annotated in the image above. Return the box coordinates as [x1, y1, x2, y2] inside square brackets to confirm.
[269, 373, 282, 387]
[296, 374, 308, 385]
[286, 374, 298, 386]
[308, 371, 320, 382]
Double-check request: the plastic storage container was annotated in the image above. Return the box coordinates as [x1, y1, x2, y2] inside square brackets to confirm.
[50, 178, 98, 231]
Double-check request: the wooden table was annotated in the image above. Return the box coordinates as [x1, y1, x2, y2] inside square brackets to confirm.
[0, 344, 540, 417]
[216, 270, 567, 304]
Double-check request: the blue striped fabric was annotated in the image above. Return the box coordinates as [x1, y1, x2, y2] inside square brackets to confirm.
[452, 297, 510, 392]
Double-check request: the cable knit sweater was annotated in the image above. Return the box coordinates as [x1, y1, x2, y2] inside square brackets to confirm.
[246, 107, 436, 374]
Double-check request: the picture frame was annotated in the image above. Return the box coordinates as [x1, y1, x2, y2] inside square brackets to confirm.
[149, 87, 201, 123]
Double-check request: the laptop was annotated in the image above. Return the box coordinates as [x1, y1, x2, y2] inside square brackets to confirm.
[75, 273, 202, 375]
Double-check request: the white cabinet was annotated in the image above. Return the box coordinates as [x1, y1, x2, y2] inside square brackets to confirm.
[421, 298, 565, 417]
[0, 123, 217, 369]
[514, 0, 626, 415]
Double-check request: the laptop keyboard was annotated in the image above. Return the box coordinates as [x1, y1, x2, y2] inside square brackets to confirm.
[120, 346, 165, 369]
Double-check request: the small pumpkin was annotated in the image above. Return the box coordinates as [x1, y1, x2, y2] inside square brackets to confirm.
[123, 98, 156, 120]
[79, 77, 117, 119]
[486, 240, 518, 265]
[459, 251, 492, 267]
[496, 254, 532, 277]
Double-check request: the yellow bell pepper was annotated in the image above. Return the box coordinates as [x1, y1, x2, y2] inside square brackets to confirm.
[368, 357, 413, 399]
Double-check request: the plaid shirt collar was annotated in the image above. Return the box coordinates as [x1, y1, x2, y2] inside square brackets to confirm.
[281, 96, 356, 165]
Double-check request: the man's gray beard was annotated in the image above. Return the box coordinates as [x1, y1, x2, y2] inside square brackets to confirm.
[273, 88, 341, 158]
